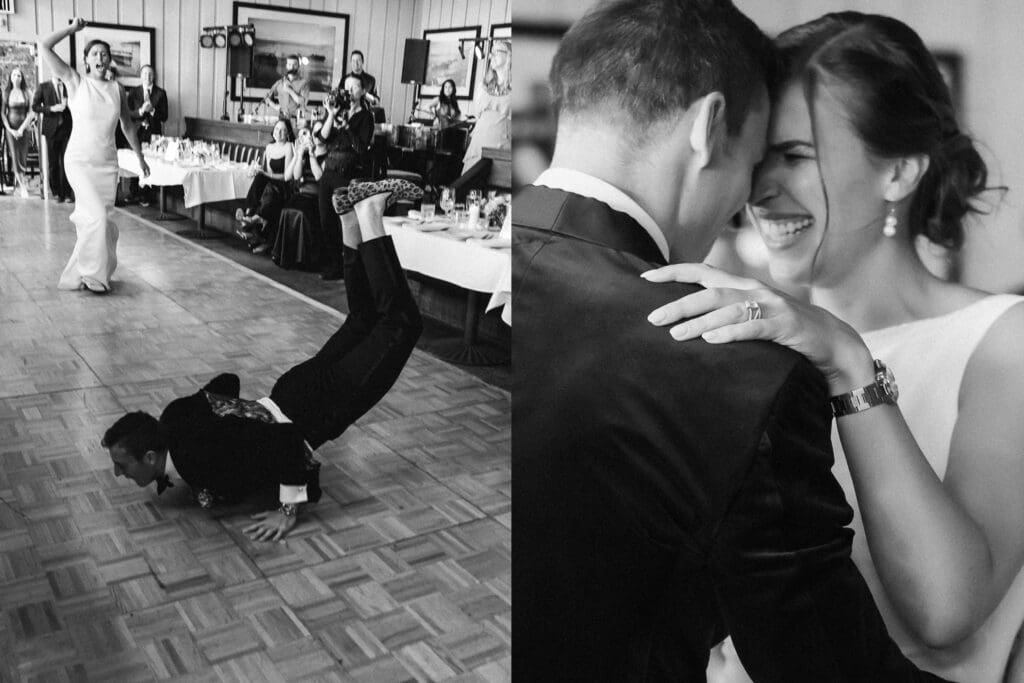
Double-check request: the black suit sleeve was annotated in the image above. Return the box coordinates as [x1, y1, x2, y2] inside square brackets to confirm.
[153, 88, 168, 125]
[202, 373, 240, 398]
[31, 85, 47, 115]
[709, 359, 948, 682]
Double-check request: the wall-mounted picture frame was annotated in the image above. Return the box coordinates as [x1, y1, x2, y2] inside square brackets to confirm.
[490, 23, 512, 40]
[419, 26, 481, 101]
[232, 2, 350, 105]
[69, 21, 155, 87]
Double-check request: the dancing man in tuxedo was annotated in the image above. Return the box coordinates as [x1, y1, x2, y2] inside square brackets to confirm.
[513, 1, 949, 680]
[102, 180, 423, 542]
[126, 65, 167, 206]
[32, 74, 74, 203]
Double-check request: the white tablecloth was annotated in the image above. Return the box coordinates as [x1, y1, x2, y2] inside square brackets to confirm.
[117, 149, 253, 209]
[383, 217, 511, 325]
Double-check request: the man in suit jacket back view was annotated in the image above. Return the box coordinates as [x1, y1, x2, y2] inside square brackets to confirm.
[31, 75, 74, 202]
[513, 1, 950, 681]
[125, 64, 167, 205]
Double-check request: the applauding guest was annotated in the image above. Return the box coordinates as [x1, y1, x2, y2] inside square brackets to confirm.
[126, 65, 167, 206]
[236, 119, 294, 252]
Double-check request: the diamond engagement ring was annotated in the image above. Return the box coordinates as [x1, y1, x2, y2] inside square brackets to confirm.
[744, 300, 763, 322]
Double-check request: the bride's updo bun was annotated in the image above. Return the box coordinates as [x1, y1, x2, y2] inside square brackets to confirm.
[777, 12, 992, 250]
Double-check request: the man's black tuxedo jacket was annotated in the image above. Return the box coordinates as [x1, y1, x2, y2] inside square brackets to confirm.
[31, 81, 72, 139]
[126, 84, 168, 138]
[512, 186, 946, 682]
[160, 373, 313, 502]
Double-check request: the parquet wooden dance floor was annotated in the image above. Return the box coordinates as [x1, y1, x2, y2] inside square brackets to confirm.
[0, 197, 511, 682]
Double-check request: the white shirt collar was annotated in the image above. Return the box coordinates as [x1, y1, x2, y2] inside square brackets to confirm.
[533, 167, 670, 261]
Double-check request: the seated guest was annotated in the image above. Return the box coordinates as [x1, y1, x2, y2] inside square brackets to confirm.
[264, 120, 328, 258]
[429, 79, 461, 129]
[32, 74, 74, 203]
[102, 180, 424, 542]
[237, 119, 294, 251]
[263, 54, 309, 123]
[340, 50, 379, 107]
[315, 76, 375, 280]
[126, 65, 167, 206]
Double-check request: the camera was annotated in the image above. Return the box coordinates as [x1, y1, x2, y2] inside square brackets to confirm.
[326, 88, 351, 109]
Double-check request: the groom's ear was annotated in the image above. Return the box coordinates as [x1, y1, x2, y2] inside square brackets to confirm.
[688, 92, 727, 169]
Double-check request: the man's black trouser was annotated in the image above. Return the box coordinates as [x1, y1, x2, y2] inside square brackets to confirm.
[270, 236, 422, 449]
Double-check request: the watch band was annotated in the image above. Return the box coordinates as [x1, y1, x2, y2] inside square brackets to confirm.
[829, 359, 898, 417]
[278, 502, 300, 517]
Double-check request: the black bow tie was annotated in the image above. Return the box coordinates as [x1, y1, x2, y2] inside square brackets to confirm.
[156, 475, 174, 495]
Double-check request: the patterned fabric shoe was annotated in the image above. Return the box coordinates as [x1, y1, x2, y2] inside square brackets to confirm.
[331, 188, 353, 216]
[348, 178, 423, 209]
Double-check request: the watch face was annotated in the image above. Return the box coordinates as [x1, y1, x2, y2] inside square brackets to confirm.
[875, 361, 899, 402]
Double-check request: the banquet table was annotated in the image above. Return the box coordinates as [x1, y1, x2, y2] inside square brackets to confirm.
[117, 149, 253, 235]
[383, 216, 511, 364]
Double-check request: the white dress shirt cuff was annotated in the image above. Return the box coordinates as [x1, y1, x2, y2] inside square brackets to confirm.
[279, 484, 308, 504]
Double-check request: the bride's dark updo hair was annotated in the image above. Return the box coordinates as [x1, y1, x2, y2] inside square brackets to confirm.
[777, 12, 990, 249]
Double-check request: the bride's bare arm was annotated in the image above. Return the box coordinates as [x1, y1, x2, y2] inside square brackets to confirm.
[645, 263, 1024, 647]
[38, 18, 84, 89]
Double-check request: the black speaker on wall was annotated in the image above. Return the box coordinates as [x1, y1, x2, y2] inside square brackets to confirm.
[401, 39, 429, 84]
[228, 43, 253, 78]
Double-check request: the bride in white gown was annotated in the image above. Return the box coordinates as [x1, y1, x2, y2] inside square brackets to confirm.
[38, 17, 149, 294]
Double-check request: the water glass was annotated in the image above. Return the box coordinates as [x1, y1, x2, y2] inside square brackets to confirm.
[420, 202, 436, 220]
[439, 186, 456, 217]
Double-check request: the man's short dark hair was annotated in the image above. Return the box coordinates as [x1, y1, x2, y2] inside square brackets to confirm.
[286, 54, 300, 63]
[350, 50, 364, 61]
[550, 0, 778, 133]
[101, 411, 166, 460]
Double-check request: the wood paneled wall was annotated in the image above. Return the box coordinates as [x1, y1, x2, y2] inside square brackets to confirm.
[10, 0, 496, 134]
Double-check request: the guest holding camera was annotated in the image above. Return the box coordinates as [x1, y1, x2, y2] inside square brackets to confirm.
[32, 74, 74, 203]
[315, 76, 374, 280]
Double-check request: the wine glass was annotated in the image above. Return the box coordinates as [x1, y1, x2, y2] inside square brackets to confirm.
[439, 186, 456, 218]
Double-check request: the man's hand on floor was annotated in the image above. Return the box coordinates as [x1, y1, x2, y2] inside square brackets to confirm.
[243, 508, 297, 542]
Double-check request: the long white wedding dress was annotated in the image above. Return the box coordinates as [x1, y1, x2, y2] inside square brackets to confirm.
[57, 76, 121, 292]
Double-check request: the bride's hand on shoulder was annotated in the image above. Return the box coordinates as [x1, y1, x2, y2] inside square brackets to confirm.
[642, 262, 873, 392]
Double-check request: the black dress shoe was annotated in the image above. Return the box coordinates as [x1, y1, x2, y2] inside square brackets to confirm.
[320, 269, 344, 281]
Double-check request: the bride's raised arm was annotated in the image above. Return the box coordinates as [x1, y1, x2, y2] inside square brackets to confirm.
[38, 17, 86, 91]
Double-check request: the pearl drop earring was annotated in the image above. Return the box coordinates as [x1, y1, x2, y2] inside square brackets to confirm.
[883, 204, 898, 238]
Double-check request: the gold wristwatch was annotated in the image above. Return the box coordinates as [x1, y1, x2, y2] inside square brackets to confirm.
[829, 359, 898, 417]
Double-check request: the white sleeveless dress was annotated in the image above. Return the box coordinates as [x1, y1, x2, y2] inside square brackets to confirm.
[58, 76, 121, 291]
[710, 294, 1024, 683]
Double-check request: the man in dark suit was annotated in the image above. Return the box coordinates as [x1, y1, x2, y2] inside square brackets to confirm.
[126, 64, 167, 205]
[31, 75, 74, 202]
[101, 181, 423, 542]
[513, 1, 948, 681]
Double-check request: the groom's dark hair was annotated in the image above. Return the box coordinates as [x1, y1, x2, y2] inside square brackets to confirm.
[550, 0, 778, 134]
[102, 411, 166, 461]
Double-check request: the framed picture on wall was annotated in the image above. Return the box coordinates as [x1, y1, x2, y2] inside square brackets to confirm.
[69, 21, 155, 87]
[233, 2, 350, 105]
[490, 23, 511, 40]
[419, 26, 481, 101]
